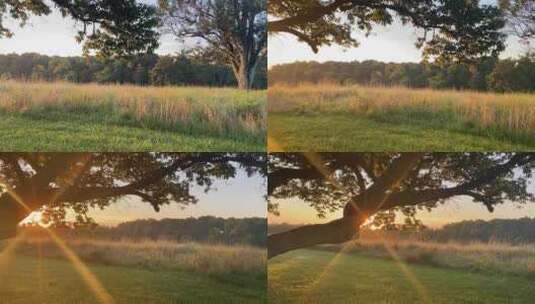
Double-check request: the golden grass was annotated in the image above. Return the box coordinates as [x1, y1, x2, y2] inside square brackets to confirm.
[269, 83, 535, 137]
[0, 80, 266, 137]
[320, 237, 535, 277]
[14, 237, 266, 274]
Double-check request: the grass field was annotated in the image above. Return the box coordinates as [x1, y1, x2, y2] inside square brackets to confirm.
[268, 84, 535, 151]
[269, 248, 535, 304]
[0, 81, 266, 151]
[0, 237, 267, 303]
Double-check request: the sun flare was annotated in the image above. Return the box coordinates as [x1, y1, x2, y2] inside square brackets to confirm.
[20, 211, 49, 228]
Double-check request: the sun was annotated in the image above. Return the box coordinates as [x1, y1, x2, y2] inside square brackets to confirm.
[20, 211, 49, 228]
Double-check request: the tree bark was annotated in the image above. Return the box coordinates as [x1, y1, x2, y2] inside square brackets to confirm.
[235, 61, 256, 90]
[268, 215, 365, 259]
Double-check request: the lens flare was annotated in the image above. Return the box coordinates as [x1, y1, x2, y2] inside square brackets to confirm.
[0, 230, 27, 274]
[268, 135, 284, 151]
[45, 229, 115, 304]
[381, 238, 432, 304]
[301, 240, 357, 302]
[0, 154, 113, 304]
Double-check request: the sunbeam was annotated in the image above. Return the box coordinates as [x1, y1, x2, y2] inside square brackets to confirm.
[45, 228, 115, 304]
[292, 152, 433, 303]
[0, 230, 27, 276]
[380, 238, 432, 304]
[0, 154, 114, 304]
[301, 240, 357, 302]
[268, 135, 284, 151]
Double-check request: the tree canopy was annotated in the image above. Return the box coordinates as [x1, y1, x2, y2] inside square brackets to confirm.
[268, 153, 535, 258]
[269, 0, 506, 62]
[0, 153, 266, 239]
[0, 0, 160, 58]
[159, 0, 267, 89]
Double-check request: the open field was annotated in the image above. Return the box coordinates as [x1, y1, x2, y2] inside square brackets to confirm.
[0, 237, 267, 303]
[268, 84, 535, 151]
[0, 81, 266, 151]
[269, 247, 535, 304]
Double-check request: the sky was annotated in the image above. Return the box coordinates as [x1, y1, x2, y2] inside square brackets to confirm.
[269, 21, 527, 68]
[83, 170, 267, 226]
[268, 177, 535, 228]
[0, 0, 527, 62]
[0, 0, 186, 56]
[268, 196, 535, 228]
[22, 169, 267, 227]
[268, 0, 529, 67]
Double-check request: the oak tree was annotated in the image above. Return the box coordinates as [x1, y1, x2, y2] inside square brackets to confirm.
[159, 0, 267, 89]
[268, 153, 535, 258]
[0, 153, 266, 239]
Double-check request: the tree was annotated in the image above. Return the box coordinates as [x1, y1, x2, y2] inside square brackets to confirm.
[268, 153, 535, 258]
[0, 153, 266, 239]
[269, 0, 506, 63]
[500, 0, 535, 44]
[0, 0, 160, 58]
[159, 0, 267, 89]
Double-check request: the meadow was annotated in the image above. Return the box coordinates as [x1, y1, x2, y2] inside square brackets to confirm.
[268, 239, 535, 303]
[268, 84, 535, 151]
[0, 236, 267, 303]
[0, 81, 266, 151]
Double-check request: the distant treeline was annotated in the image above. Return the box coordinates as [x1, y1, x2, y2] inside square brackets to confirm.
[269, 55, 535, 93]
[421, 218, 535, 244]
[0, 53, 267, 89]
[269, 217, 535, 244]
[23, 217, 267, 247]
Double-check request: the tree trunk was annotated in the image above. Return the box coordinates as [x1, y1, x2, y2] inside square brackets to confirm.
[234, 54, 258, 90]
[0, 195, 32, 239]
[268, 215, 365, 259]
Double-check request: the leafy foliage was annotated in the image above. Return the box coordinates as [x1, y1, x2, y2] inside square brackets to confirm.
[0, 0, 160, 58]
[269, 153, 535, 229]
[269, 0, 506, 63]
[0, 153, 266, 228]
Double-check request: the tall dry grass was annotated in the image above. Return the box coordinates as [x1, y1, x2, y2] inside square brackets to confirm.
[269, 84, 535, 142]
[0, 80, 266, 138]
[15, 237, 266, 275]
[319, 237, 535, 277]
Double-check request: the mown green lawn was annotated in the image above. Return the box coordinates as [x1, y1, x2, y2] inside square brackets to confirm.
[0, 256, 266, 304]
[268, 113, 534, 152]
[0, 113, 264, 152]
[268, 249, 535, 304]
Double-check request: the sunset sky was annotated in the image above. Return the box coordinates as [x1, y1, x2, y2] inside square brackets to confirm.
[22, 169, 267, 227]
[268, 197, 535, 228]
[85, 170, 266, 225]
[269, 180, 535, 228]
